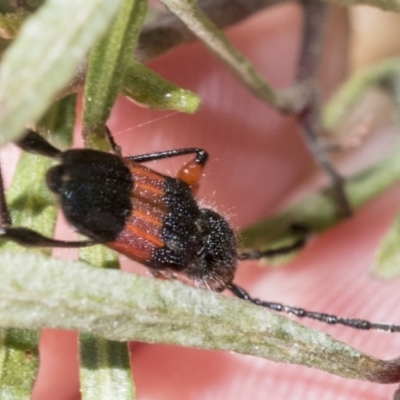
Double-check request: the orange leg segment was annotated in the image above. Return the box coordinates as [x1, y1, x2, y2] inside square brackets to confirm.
[177, 159, 205, 194]
[125, 148, 209, 194]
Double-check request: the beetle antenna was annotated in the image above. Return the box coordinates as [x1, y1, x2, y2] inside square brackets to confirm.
[228, 283, 400, 333]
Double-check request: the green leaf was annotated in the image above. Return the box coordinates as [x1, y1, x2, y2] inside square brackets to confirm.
[0, 329, 40, 400]
[323, 58, 400, 132]
[0, 251, 399, 384]
[5, 154, 57, 250]
[79, 246, 135, 400]
[241, 143, 400, 253]
[0, 9, 30, 39]
[120, 60, 201, 112]
[0, 96, 75, 399]
[38, 93, 77, 150]
[81, 0, 147, 382]
[83, 0, 147, 150]
[0, 0, 124, 146]
[79, 244, 120, 271]
[4, 96, 76, 248]
[160, 0, 289, 110]
[80, 334, 135, 400]
[373, 208, 400, 279]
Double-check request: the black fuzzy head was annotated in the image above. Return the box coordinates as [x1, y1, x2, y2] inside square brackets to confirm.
[185, 208, 238, 292]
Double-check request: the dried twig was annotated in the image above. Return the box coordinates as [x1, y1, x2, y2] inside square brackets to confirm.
[294, 0, 351, 216]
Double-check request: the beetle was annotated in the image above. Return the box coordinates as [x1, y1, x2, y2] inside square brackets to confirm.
[1, 128, 400, 333]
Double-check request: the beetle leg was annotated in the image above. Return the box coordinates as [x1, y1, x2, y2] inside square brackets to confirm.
[0, 227, 96, 248]
[126, 148, 208, 164]
[105, 125, 122, 156]
[176, 151, 207, 194]
[126, 148, 208, 193]
[1, 131, 93, 247]
[15, 130, 61, 159]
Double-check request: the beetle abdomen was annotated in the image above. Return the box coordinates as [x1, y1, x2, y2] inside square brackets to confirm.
[47, 149, 133, 242]
[109, 161, 200, 270]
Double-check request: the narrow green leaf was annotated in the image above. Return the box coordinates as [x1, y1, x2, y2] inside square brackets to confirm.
[81, 0, 143, 382]
[38, 93, 77, 150]
[83, 0, 147, 150]
[0, 329, 40, 400]
[5, 154, 56, 248]
[0, 2, 15, 13]
[4, 96, 76, 246]
[372, 208, 400, 279]
[160, 0, 289, 110]
[0, 152, 55, 396]
[241, 144, 400, 252]
[0, 96, 75, 399]
[0, 0, 124, 146]
[80, 334, 135, 400]
[120, 60, 201, 112]
[79, 244, 120, 271]
[0, 251, 399, 384]
[79, 246, 135, 400]
[323, 58, 400, 131]
[0, 9, 30, 39]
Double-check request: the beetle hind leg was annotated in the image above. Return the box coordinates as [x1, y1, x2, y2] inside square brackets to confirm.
[176, 149, 208, 194]
[0, 226, 96, 248]
[0, 142, 96, 249]
[16, 129, 62, 159]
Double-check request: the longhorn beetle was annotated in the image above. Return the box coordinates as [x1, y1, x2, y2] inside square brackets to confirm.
[1, 128, 400, 333]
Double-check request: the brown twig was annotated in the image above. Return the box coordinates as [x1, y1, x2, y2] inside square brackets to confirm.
[294, 0, 351, 217]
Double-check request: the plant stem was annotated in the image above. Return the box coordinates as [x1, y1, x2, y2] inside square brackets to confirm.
[294, 0, 351, 217]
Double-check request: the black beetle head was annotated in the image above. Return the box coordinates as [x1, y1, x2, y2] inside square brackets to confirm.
[186, 208, 238, 292]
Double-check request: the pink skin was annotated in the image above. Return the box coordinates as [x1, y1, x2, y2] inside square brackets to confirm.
[27, 4, 400, 400]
